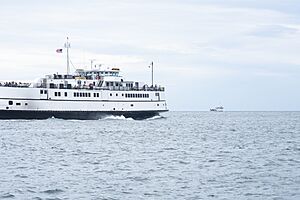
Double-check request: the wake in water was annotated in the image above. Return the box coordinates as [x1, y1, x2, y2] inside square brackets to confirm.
[146, 115, 166, 120]
[102, 115, 134, 121]
[102, 114, 165, 121]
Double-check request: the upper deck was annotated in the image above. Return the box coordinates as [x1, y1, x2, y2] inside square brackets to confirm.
[0, 68, 165, 92]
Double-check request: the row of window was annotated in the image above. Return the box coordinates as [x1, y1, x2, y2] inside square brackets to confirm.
[74, 92, 92, 97]
[54, 92, 68, 97]
[40, 90, 48, 94]
[50, 91, 151, 98]
[125, 93, 149, 98]
[8, 101, 27, 106]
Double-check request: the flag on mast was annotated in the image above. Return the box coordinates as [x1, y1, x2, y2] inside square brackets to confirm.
[56, 49, 63, 53]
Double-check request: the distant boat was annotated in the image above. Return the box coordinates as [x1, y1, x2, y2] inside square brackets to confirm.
[210, 106, 224, 112]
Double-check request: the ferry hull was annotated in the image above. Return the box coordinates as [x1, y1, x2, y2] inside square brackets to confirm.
[0, 110, 167, 120]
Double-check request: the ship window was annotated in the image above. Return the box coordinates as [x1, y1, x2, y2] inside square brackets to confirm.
[125, 94, 127, 98]
[16, 103, 21, 106]
[88, 93, 91, 97]
[74, 92, 76, 97]
[77, 92, 79, 97]
[80, 93, 82, 97]
[44, 90, 47, 94]
[54, 92, 57, 96]
[40, 90, 43, 94]
[116, 93, 118, 96]
[131, 104, 134, 107]
[97, 93, 99, 97]
[94, 93, 96, 97]
[25, 103, 28, 106]
[58, 92, 61, 96]
[65, 92, 67, 97]
[122, 93, 124, 96]
[157, 104, 159, 106]
[110, 93, 112, 96]
[8, 101, 13, 105]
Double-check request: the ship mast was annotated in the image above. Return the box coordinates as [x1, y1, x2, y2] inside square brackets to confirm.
[64, 37, 71, 75]
[149, 61, 154, 87]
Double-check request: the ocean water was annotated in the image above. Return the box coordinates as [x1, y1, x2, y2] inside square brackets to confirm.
[0, 111, 299, 200]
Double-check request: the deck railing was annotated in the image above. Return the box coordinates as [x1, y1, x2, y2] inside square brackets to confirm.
[0, 82, 165, 92]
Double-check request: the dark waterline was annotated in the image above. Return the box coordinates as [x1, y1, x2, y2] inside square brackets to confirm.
[0, 112, 299, 199]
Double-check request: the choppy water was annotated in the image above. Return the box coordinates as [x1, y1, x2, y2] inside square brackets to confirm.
[0, 112, 299, 200]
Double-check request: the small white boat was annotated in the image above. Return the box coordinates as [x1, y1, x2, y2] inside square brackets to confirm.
[210, 106, 224, 112]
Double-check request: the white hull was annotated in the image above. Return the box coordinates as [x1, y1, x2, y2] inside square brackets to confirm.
[0, 87, 168, 119]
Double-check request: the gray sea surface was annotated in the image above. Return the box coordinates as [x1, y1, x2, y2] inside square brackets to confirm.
[0, 111, 299, 200]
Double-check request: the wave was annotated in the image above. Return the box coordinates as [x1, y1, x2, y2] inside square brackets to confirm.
[146, 115, 165, 120]
[102, 115, 134, 121]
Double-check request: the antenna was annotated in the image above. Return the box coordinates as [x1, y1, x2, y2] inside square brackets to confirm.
[90, 59, 96, 69]
[64, 37, 71, 75]
[148, 61, 154, 87]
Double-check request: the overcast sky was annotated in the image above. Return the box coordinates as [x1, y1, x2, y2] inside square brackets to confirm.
[0, 0, 299, 111]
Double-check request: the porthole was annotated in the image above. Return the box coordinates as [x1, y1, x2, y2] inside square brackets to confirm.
[8, 101, 13, 105]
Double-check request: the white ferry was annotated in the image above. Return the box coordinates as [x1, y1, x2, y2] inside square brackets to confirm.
[0, 39, 168, 120]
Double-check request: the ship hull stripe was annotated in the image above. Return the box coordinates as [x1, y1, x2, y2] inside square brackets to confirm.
[0, 110, 167, 120]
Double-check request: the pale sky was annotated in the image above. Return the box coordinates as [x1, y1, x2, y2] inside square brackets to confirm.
[0, 0, 299, 111]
